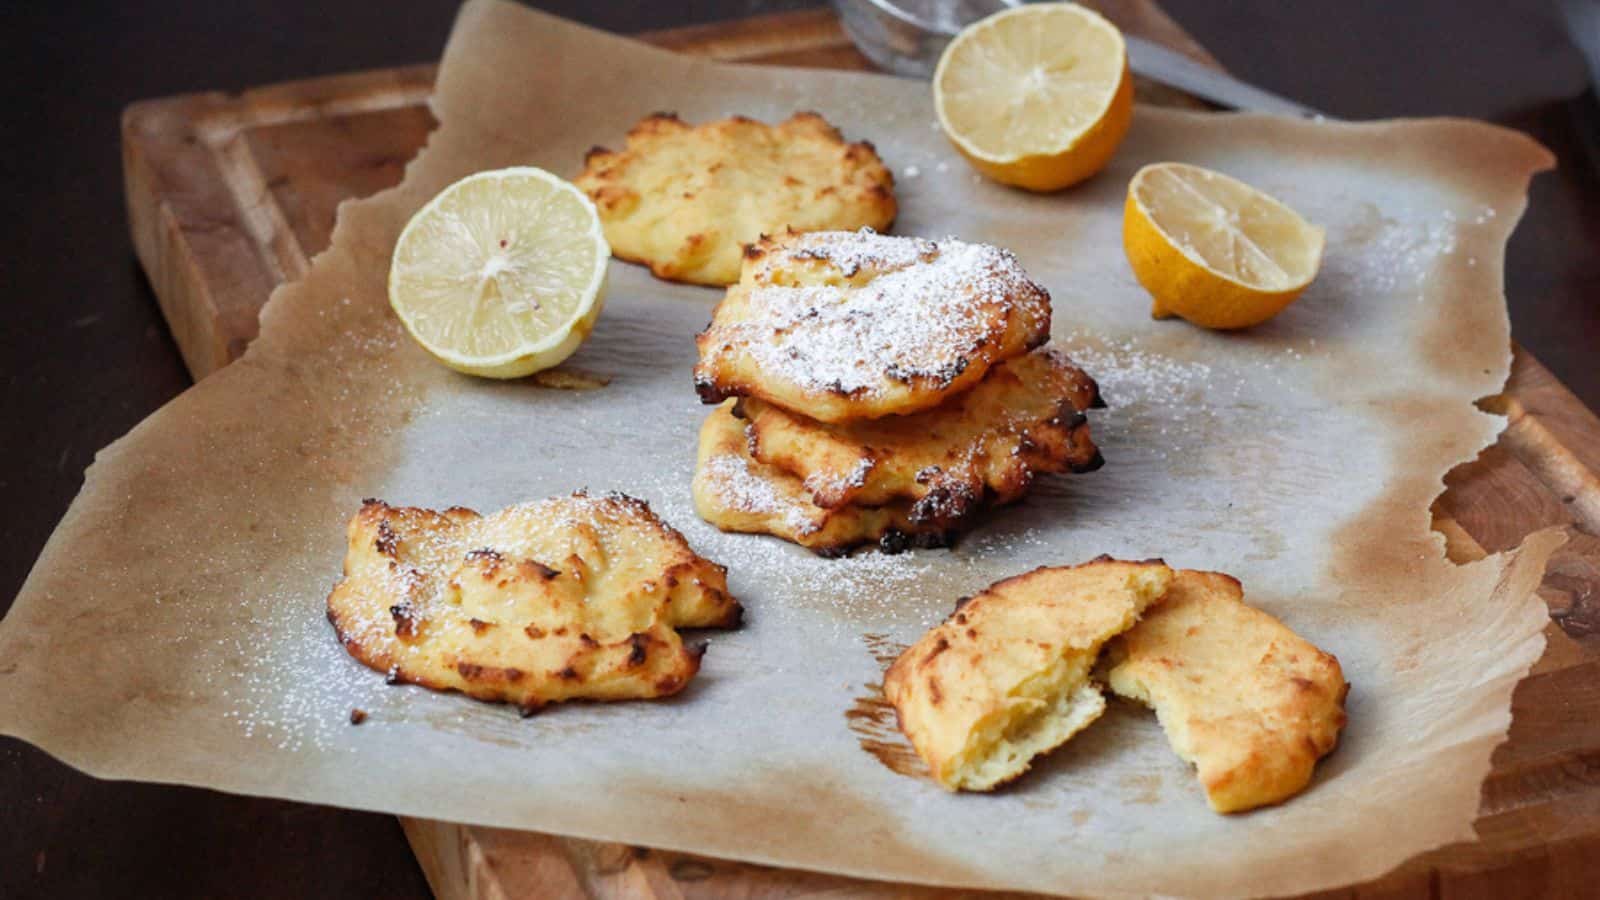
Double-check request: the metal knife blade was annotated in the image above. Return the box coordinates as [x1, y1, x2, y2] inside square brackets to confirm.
[1126, 35, 1327, 119]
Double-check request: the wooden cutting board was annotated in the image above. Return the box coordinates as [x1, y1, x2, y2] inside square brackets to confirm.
[121, 5, 1600, 898]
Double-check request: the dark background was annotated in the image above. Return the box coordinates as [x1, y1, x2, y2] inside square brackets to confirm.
[2, 1, 1595, 896]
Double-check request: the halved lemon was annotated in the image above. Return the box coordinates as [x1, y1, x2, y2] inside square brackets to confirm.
[389, 167, 609, 378]
[933, 2, 1134, 192]
[1124, 162, 1324, 330]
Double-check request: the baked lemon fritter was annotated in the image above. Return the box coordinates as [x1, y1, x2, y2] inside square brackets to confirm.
[327, 493, 741, 714]
[694, 230, 1053, 423]
[575, 112, 896, 286]
[692, 400, 954, 556]
[741, 348, 1103, 529]
[886, 558, 1174, 791]
[1106, 569, 1348, 813]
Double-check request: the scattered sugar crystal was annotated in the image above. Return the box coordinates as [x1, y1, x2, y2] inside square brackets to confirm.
[707, 230, 1049, 399]
[701, 451, 813, 535]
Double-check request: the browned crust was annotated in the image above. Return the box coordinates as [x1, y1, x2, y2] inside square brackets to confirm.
[739, 351, 1103, 526]
[1105, 569, 1348, 812]
[883, 557, 1174, 789]
[693, 357, 986, 409]
[584, 490, 742, 628]
[327, 494, 739, 714]
[935, 556, 1167, 632]
[692, 230, 1053, 423]
[691, 402, 968, 556]
[574, 111, 896, 287]
[328, 608, 706, 717]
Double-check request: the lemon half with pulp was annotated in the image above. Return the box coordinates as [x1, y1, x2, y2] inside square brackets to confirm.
[389, 167, 610, 378]
[934, 2, 1134, 192]
[1124, 162, 1324, 330]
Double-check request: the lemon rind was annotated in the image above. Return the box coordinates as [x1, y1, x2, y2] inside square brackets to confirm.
[1128, 162, 1326, 295]
[388, 166, 611, 378]
[932, 3, 1130, 166]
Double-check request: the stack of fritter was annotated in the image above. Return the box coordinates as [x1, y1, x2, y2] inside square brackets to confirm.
[691, 229, 1104, 555]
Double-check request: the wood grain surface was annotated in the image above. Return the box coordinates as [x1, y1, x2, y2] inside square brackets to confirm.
[119, 5, 1600, 898]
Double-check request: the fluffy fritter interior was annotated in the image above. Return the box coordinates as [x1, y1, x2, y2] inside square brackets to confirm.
[691, 400, 954, 557]
[885, 558, 1175, 791]
[1106, 570, 1348, 813]
[694, 229, 1052, 424]
[575, 112, 895, 286]
[741, 348, 1102, 528]
[326, 493, 740, 714]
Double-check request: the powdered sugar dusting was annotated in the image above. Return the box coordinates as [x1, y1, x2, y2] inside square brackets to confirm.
[806, 456, 873, 500]
[702, 449, 817, 536]
[1060, 334, 1233, 408]
[788, 228, 937, 277]
[712, 230, 1050, 399]
[1332, 203, 1461, 298]
[1054, 331, 1257, 473]
[217, 583, 390, 754]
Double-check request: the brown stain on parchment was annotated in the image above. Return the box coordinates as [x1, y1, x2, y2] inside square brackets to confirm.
[862, 631, 906, 669]
[1306, 137, 1553, 601]
[606, 765, 988, 889]
[1411, 122, 1554, 394]
[414, 699, 600, 749]
[531, 366, 611, 391]
[847, 633, 927, 779]
[1119, 771, 1164, 805]
[1420, 235, 1504, 391]
[1328, 395, 1496, 594]
[1301, 131, 1551, 417]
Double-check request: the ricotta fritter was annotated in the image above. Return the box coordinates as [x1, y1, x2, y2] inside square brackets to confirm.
[692, 400, 955, 556]
[694, 230, 1053, 423]
[575, 112, 896, 286]
[327, 493, 741, 714]
[1106, 569, 1348, 813]
[886, 558, 1174, 791]
[741, 348, 1102, 529]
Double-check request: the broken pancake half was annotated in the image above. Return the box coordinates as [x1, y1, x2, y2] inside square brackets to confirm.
[1106, 569, 1348, 813]
[885, 558, 1174, 791]
[694, 229, 1052, 424]
[327, 492, 741, 714]
[741, 348, 1102, 529]
[575, 112, 896, 286]
[692, 400, 955, 557]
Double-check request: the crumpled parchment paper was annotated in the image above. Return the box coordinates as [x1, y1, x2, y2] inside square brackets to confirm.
[0, 2, 1560, 896]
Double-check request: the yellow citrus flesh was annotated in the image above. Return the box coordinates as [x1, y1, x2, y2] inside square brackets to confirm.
[1124, 162, 1324, 330]
[389, 167, 609, 378]
[934, 2, 1134, 192]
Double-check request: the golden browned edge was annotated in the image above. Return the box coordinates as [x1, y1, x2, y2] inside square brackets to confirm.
[117, 4, 1600, 898]
[883, 555, 1171, 790]
[694, 402, 963, 557]
[576, 111, 897, 287]
[558, 492, 744, 631]
[1105, 568, 1350, 814]
[692, 231, 1053, 424]
[328, 496, 741, 715]
[738, 351, 1104, 523]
